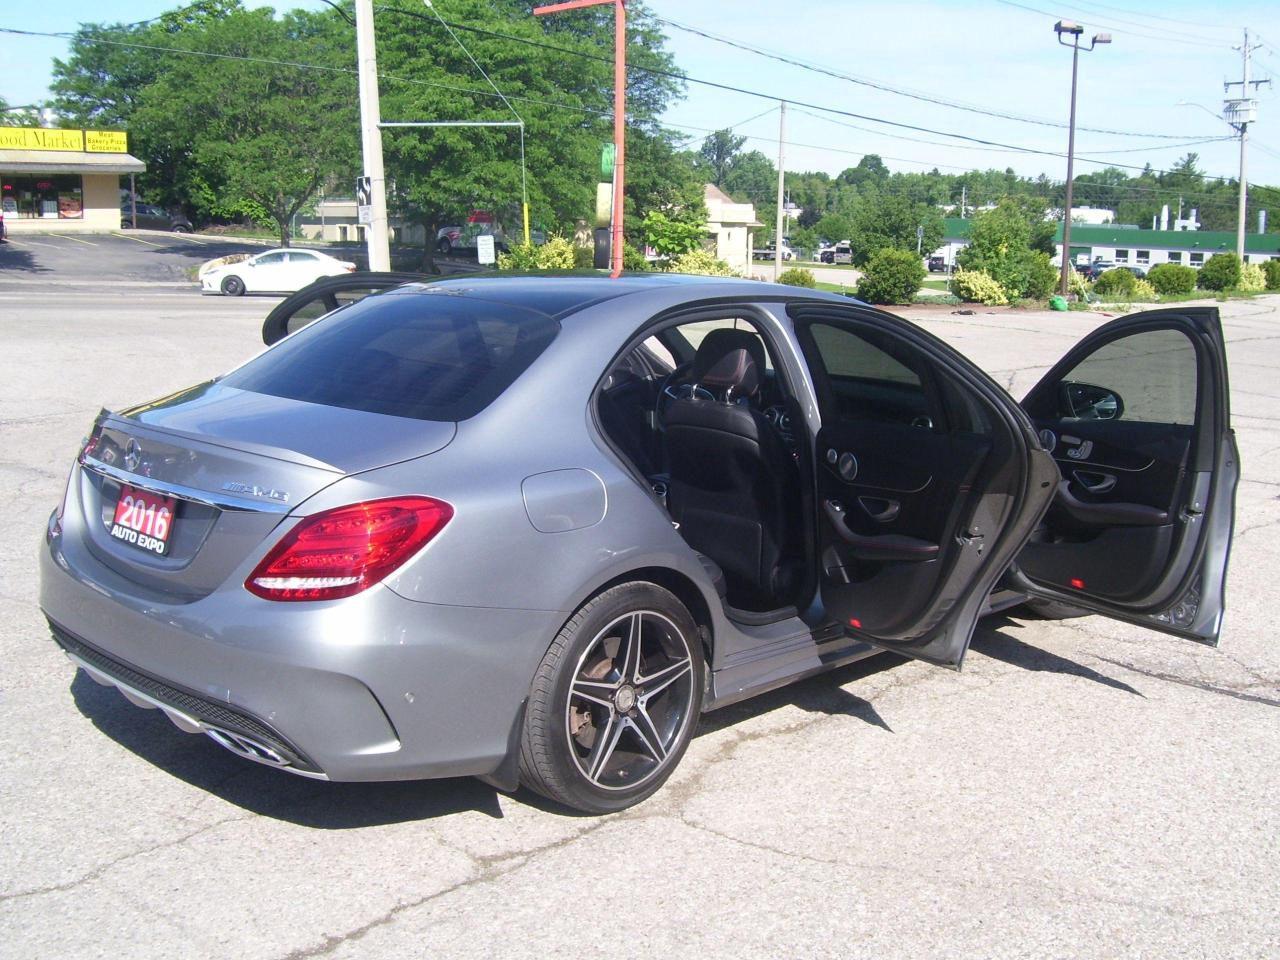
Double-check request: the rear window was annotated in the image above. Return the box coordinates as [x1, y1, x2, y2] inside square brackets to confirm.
[222, 290, 559, 421]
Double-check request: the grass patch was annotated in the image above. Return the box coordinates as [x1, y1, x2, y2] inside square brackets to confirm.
[813, 280, 858, 294]
[920, 278, 950, 291]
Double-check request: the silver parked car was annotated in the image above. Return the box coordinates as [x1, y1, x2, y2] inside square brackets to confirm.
[39, 276, 1238, 813]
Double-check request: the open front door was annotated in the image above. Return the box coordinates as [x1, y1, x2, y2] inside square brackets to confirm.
[790, 303, 1057, 669]
[1007, 307, 1238, 644]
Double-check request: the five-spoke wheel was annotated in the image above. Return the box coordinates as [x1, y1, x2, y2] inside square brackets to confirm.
[520, 583, 704, 813]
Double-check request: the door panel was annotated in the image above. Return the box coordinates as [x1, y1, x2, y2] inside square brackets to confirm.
[789, 303, 1055, 667]
[1011, 308, 1236, 644]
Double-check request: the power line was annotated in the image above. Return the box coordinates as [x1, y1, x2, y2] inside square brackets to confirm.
[993, 0, 1232, 49]
[10, 17, 1270, 188]
[656, 15, 1199, 140]
[790, 106, 1231, 159]
[1059, 0, 1238, 33]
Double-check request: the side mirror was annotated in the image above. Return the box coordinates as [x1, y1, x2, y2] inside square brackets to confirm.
[1058, 381, 1123, 421]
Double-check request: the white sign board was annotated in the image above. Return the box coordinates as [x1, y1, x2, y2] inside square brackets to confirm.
[357, 205, 372, 225]
[476, 234, 496, 265]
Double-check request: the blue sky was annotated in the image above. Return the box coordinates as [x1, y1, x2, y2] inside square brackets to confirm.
[4, 0, 1280, 190]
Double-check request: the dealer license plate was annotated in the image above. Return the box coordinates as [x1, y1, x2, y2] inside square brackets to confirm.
[110, 485, 177, 556]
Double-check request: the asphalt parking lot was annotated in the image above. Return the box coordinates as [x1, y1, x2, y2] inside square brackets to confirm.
[1, 247, 1277, 958]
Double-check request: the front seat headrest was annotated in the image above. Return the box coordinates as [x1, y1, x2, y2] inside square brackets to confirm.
[692, 328, 767, 398]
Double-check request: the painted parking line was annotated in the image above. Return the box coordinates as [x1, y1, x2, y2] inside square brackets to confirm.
[3, 237, 62, 248]
[164, 232, 211, 244]
[48, 234, 98, 246]
[112, 232, 164, 246]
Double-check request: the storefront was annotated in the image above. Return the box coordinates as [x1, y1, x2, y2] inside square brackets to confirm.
[0, 127, 145, 234]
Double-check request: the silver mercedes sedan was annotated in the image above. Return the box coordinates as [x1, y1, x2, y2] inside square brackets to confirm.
[39, 275, 1237, 813]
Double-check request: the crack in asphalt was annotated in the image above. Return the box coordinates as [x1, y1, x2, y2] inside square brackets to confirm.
[0, 813, 252, 904]
[275, 819, 618, 960]
[1092, 656, 1280, 708]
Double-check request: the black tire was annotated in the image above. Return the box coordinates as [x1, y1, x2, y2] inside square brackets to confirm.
[221, 275, 246, 297]
[172, 224, 191, 234]
[436, 237, 452, 255]
[1020, 597, 1089, 620]
[519, 582, 704, 814]
[121, 220, 134, 230]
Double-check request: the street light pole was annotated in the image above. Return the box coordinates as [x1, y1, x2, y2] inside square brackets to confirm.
[1055, 21, 1109, 296]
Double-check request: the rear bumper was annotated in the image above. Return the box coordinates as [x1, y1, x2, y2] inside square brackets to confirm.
[39, 524, 563, 783]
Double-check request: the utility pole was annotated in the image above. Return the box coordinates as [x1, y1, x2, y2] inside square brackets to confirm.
[355, 0, 391, 271]
[774, 100, 786, 281]
[534, 0, 626, 277]
[1224, 28, 1269, 262]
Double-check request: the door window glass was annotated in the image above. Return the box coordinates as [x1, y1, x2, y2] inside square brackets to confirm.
[255, 252, 287, 265]
[1059, 328, 1197, 425]
[805, 322, 929, 426]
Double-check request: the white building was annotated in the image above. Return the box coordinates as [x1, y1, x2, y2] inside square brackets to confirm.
[703, 184, 761, 275]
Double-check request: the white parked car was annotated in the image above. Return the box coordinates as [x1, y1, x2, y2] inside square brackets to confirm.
[200, 248, 356, 296]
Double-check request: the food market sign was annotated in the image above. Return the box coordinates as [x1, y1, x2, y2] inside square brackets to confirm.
[0, 127, 129, 153]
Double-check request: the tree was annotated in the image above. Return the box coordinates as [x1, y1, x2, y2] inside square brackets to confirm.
[697, 129, 745, 187]
[814, 212, 853, 243]
[847, 192, 943, 266]
[723, 149, 776, 207]
[642, 210, 704, 257]
[52, 0, 355, 240]
[957, 198, 1056, 300]
[837, 154, 889, 189]
[374, 0, 685, 266]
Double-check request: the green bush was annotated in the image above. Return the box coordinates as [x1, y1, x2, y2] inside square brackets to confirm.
[778, 267, 817, 288]
[1239, 262, 1266, 292]
[497, 235, 577, 271]
[622, 242, 650, 272]
[952, 268, 1009, 306]
[1093, 268, 1139, 298]
[855, 248, 925, 304]
[1197, 252, 1241, 291]
[572, 244, 594, 269]
[1263, 259, 1280, 290]
[1147, 262, 1197, 295]
[1023, 252, 1060, 299]
[668, 248, 738, 277]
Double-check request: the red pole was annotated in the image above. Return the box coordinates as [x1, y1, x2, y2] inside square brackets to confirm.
[534, 0, 626, 277]
[610, 0, 626, 278]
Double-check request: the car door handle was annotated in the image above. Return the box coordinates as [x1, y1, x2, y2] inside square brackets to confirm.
[823, 501, 938, 561]
[857, 496, 900, 523]
[1054, 481, 1168, 526]
[1072, 470, 1116, 494]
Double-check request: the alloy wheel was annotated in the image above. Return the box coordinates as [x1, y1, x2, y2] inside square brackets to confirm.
[564, 610, 695, 791]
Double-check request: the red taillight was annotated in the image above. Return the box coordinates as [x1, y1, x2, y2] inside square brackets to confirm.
[245, 496, 453, 602]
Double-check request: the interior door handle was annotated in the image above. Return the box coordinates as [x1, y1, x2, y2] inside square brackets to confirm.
[1072, 470, 1116, 494]
[823, 500, 938, 561]
[1054, 481, 1168, 526]
[857, 496, 900, 523]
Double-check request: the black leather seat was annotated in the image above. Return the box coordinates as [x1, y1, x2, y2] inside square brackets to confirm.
[663, 330, 799, 609]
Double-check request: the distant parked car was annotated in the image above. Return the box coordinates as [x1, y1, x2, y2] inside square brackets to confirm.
[436, 223, 509, 256]
[120, 202, 193, 233]
[820, 243, 853, 265]
[927, 255, 947, 272]
[199, 248, 356, 296]
[753, 242, 794, 262]
[1117, 265, 1148, 279]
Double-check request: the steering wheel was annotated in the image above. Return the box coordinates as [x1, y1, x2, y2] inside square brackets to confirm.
[656, 360, 714, 430]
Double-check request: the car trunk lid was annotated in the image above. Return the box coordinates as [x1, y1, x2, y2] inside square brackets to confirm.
[74, 381, 456, 600]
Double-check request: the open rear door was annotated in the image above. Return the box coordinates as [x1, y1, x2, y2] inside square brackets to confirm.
[1007, 307, 1238, 644]
[789, 302, 1058, 669]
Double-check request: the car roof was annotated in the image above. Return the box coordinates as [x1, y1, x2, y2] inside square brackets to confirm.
[407, 273, 767, 320]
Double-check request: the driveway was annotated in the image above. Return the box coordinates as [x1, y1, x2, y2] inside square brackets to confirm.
[1, 280, 1276, 959]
